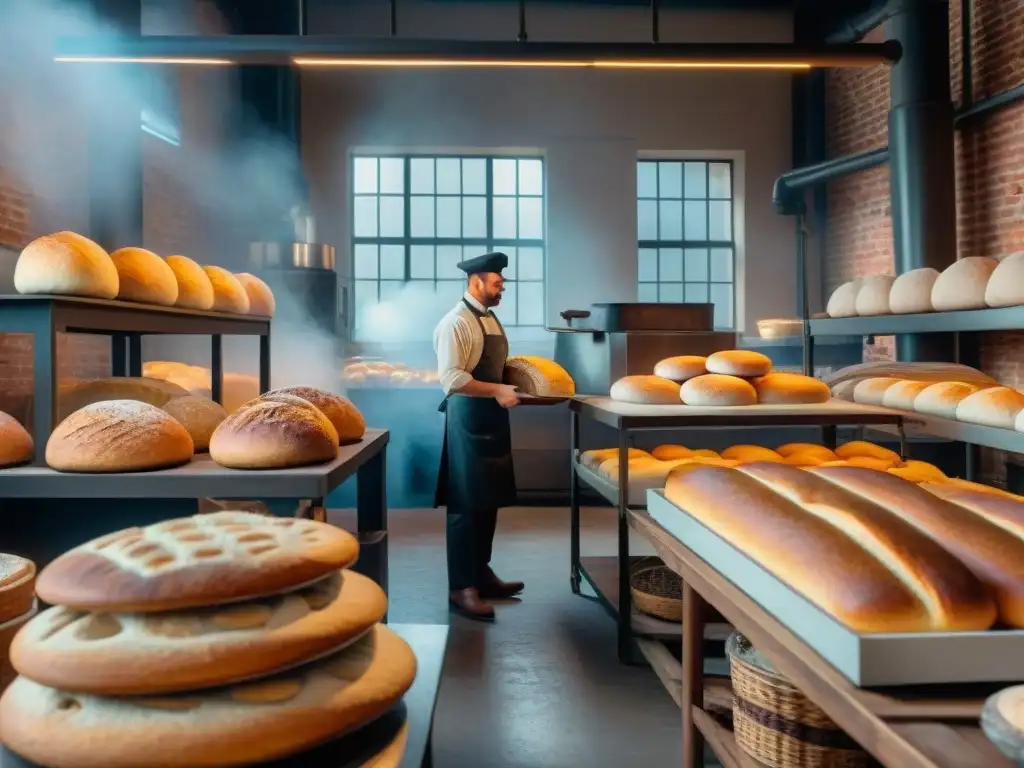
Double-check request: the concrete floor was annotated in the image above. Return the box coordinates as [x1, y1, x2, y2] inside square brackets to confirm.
[332, 505, 688, 768]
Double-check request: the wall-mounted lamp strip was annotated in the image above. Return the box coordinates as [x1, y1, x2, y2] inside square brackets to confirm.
[55, 57, 234, 65]
[291, 58, 813, 70]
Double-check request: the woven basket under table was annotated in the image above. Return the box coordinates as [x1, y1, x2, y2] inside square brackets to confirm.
[629, 558, 683, 622]
[726, 633, 867, 768]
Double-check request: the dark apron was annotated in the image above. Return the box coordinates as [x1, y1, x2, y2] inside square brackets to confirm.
[433, 300, 517, 512]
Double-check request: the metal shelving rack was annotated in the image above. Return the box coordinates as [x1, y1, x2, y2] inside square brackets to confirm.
[568, 396, 905, 665]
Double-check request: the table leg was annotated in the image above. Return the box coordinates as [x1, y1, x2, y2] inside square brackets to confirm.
[211, 334, 223, 404]
[570, 409, 581, 594]
[32, 307, 57, 466]
[356, 446, 389, 600]
[259, 330, 271, 393]
[422, 732, 433, 767]
[127, 334, 142, 377]
[681, 583, 706, 768]
[821, 425, 837, 450]
[617, 430, 634, 665]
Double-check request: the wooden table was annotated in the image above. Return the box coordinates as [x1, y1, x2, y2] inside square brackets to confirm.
[628, 510, 1013, 768]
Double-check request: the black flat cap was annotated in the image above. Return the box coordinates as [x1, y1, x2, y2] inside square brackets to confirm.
[457, 251, 508, 276]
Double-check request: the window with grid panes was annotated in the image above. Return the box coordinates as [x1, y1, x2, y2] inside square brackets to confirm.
[351, 155, 546, 331]
[636, 159, 735, 329]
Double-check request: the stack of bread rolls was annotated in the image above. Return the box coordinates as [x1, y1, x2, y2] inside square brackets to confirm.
[143, 361, 261, 414]
[610, 350, 830, 407]
[826, 254, 1024, 318]
[0, 412, 34, 468]
[13, 231, 276, 317]
[0, 513, 416, 767]
[1, 554, 37, 694]
[503, 356, 575, 397]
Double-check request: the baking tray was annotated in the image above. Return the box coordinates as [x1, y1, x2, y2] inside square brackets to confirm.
[647, 489, 1024, 687]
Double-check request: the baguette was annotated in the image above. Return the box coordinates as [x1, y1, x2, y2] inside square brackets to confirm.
[811, 467, 1024, 627]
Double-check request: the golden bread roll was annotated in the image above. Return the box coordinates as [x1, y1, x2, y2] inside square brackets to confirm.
[579, 447, 650, 470]
[261, 387, 365, 443]
[0, 624, 415, 768]
[704, 349, 772, 378]
[210, 394, 339, 470]
[165, 255, 214, 310]
[931, 256, 999, 312]
[721, 445, 783, 463]
[680, 374, 757, 407]
[889, 267, 939, 314]
[831, 380, 857, 402]
[826, 279, 861, 318]
[846, 456, 899, 470]
[161, 396, 228, 453]
[852, 377, 902, 406]
[888, 460, 947, 484]
[881, 380, 933, 411]
[835, 440, 901, 463]
[957, 387, 1024, 429]
[653, 355, 706, 383]
[13, 231, 118, 299]
[597, 456, 678, 489]
[203, 265, 250, 314]
[691, 448, 720, 459]
[110, 247, 178, 306]
[651, 444, 692, 461]
[0, 553, 36, 624]
[58, 376, 192, 422]
[784, 453, 830, 467]
[811, 467, 1024, 626]
[504, 356, 575, 397]
[985, 252, 1024, 308]
[928, 477, 1022, 500]
[665, 463, 996, 632]
[609, 375, 681, 405]
[752, 372, 830, 405]
[46, 400, 194, 473]
[234, 272, 276, 317]
[0, 412, 33, 468]
[12, 570, 386, 695]
[776, 443, 837, 461]
[914, 381, 981, 419]
[667, 457, 739, 470]
[854, 274, 896, 316]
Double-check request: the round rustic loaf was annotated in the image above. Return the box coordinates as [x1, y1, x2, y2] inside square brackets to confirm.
[235, 272, 276, 317]
[932, 256, 999, 312]
[34, 512, 359, 613]
[210, 393, 340, 469]
[889, 268, 939, 314]
[826, 279, 861, 318]
[721, 445, 783, 463]
[12, 570, 386, 695]
[956, 387, 1024, 429]
[705, 349, 771, 378]
[162, 396, 229, 453]
[203, 265, 250, 314]
[852, 377, 902, 406]
[881, 380, 933, 411]
[46, 400, 194, 473]
[681, 374, 757, 407]
[110, 247, 179, 306]
[653, 355, 707, 383]
[165, 255, 214, 310]
[261, 387, 365, 443]
[752, 372, 830, 405]
[58, 376, 192, 422]
[609, 375, 681, 405]
[0, 412, 33, 468]
[854, 275, 896, 316]
[913, 381, 981, 419]
[985, 253, 1024, 308]
[14, 231, 119, 299]
[0, 624, 415, 768]
[503, 356, 576, 397]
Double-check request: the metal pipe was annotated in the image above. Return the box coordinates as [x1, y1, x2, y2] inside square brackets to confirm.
[955, 82, 1024, 125]
[390, 0, 397, 37]
[298, 0, 306, 36]
[960, 0, 972, 106]
[651, 0, 660, 44]
[772, 147, 889, 214]
[825, 0, 897, 44]
[518, 0, 527, 43]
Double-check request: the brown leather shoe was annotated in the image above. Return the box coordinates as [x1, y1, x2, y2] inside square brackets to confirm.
[478, 566, 524, 600]
[449, 587, 495, 622]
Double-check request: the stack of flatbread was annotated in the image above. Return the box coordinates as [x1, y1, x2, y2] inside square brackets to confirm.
[0, 512, 416, 767]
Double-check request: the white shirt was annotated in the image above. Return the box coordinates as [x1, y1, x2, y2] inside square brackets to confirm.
[433, 292, 504, 395]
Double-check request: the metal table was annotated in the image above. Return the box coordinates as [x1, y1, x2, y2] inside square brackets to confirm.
[568, 397, 905, 664]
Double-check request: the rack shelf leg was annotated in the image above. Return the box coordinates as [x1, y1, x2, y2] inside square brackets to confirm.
[32, 309, 57, 467]
[570, 409, 581, 594]
[211, 334, 223, 404]
[617, 431, 635, 664]
[681, 583, 706, 768]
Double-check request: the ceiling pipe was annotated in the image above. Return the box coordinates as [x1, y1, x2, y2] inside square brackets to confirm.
[824, 0, 897, 44]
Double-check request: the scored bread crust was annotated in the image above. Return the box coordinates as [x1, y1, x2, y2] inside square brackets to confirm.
[913, 381, 980, 419]
[165, 255, 215, 310]
[203, 265, 250, 314]
[110, 247, 179, 306]
[503, 356, 576, 397]
[0, 411, 33, 468]
[58, 376, 192, 422]
[45, 400, 194, 473]
[262, 387, 366, 443]
[0, 554, 36, 624]
[210, 394, 340, 469]
[161, 396, 228, 453]
[704, 350, 772, 378]
[12, 570, 387, 695]
[680, 374, 757, 407]
[235, 272, 276, 317]
[0, 624, 416, 768]
[752, 372, 830, 405]
[33, 513, 360, 613]
[653, 355, 707, 383]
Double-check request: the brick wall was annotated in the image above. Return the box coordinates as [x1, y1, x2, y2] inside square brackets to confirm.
[823, 0, 1024, 477]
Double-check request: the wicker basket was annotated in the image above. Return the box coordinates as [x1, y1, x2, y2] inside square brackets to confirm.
[630, 558, 682, 622]
[726, 633, 867, 768]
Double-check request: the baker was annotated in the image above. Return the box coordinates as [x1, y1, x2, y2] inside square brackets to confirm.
[433, 251, 525, 621]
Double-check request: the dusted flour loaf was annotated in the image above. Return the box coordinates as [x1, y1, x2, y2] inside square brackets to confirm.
[854, 275, 896, 316]
[110, 247, 179, 306]
[58, 376, 192, 422]
[14, 231, 119, 300]
[985, 253, 1024, 308]
[12, 570, 386, 695]
[34, 512, 360, 613]
[262, 387, 365, 443]
[852, 377, 901, 406]
[752, 373, 830, 405]
[579, 447, 650, 470]
[504, 356, 575, 397]
[932, 256, 999, 312]
[956, 387, 1024, 429]
[165, 255, 215, 310]
[705, 350, 772, 378]
[235, 272, 276, 317]
[881, 380, 933, 411]
[46, 400, 194, 473]
[665, 463, 997, 632]
[210, 393, 340, 469]
[913, 381, 981, 419]
[681, 374, 757, 407]
[653, 355, 707, 383]
[203, 266, 250, 314]
[0, 624, 416, 768]
[0, 412, 33, 468]
[889, 268, 939, 314]
[161, 396, 228, 453]
[826, 280, 861, 318]
[610, 375, 681, 405]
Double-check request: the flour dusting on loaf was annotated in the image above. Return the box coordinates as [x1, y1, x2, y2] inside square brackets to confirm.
[504, 356, 575, 397]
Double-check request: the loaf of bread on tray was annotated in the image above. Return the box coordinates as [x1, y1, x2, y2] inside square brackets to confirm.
[956, 387, 1024, 430]
[665, 463, 998, 633]
[110, 247, 179, 306]
[854, 275, 895, 316]
[609, 375, 681, 404]
[889, 268, 939, 314]
[504, 356, 575, 397]
[0, 412, 33, 468]
[913, 381, 981, 418]
[161, 395, 228, 453]
[681, 374, 757, 407]
[881, 380, 932, 411]
[14, 231, 119, 300]
[932, 256, 998, 312]
[58, 376, 192, 422]
[165, 255, 215, 310]
[705, 350, 772, 378]
[752, 372, 830, 405]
